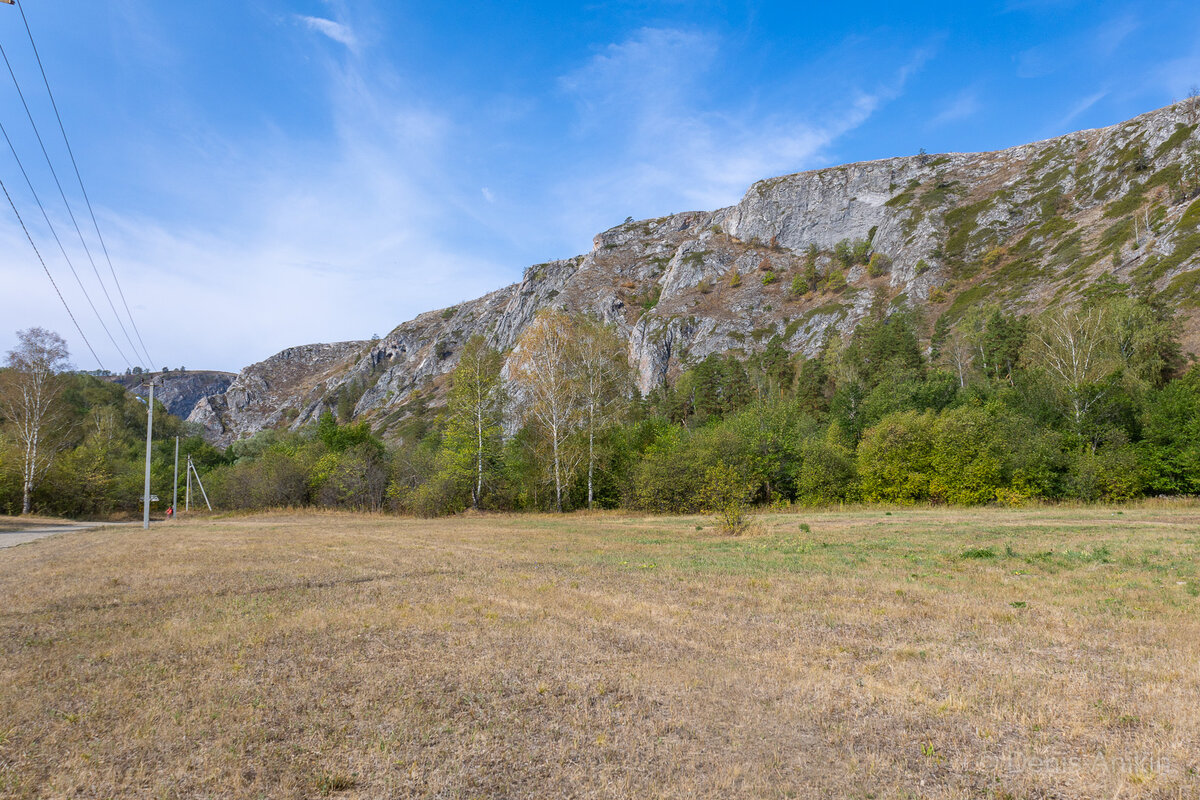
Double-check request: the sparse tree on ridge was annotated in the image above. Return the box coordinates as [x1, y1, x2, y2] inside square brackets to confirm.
[0, 328, 71, 514]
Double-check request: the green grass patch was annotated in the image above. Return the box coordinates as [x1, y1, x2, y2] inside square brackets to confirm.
[1163, 268, 1200, 307]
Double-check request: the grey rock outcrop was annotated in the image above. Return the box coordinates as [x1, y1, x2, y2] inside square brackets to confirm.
[187, 341, 367, 445]
[110, 370, 236, 419]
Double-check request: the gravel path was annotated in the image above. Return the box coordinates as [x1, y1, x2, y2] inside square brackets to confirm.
[0, 521, 129, 549]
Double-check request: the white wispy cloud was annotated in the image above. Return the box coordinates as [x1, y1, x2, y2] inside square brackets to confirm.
[1092, 13, 1139, 56]
[553, 28, 928, 240]
[1017, 12, 1141, 79]
[0, 12, 510, 371]
[1054, 90, 1108, 131]
[1154, 43, 1200, 101]
[0, 17, 934, 372]
[297, 15, 359, 52]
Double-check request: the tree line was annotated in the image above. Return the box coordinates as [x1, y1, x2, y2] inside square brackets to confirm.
[2, 285, 1198, 518]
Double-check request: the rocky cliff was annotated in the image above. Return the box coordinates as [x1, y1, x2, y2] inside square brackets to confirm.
[190, 101, 1200, 446]
[110, 370, 236, 419]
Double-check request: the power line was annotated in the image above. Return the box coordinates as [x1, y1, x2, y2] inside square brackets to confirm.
[0, 35, 148, 369]
[0, 176, 104, 369]
[0, 117, 134, 368]
[15, 0, 154, 368]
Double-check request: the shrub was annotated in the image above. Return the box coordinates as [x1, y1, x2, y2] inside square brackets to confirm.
[700, 461, 753, 535]
[794, 437, 856, 506]
[639, 285, 662, 310]
[927, 406, 1007, 505]
[867, 252, 892, 278]
[825, 268, 847, 292]
[1068, 444, 1147, 501]
[856, 410, 937, 503]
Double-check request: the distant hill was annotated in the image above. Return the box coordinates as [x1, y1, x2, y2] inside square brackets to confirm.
[190, 101, 1200, 446]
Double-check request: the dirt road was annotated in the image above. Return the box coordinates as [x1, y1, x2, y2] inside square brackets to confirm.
[0, 521, 127, 549]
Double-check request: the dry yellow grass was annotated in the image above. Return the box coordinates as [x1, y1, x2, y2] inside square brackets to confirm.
[1, 506, 1198, 798]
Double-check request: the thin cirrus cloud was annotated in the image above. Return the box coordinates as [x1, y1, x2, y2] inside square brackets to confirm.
[552, 27, 930, 239]
[297, 15, 359, 51]
[1016, 12, 1139, 79]
[1054, 90, 1109, 132]
[67, 14, 510, 368]
[1, 14, 937, 372]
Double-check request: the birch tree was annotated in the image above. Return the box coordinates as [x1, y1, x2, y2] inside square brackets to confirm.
[443, 336, 506, 509]
[509, 310, 581, 512]
[0, 328, 70, 514]
[1025, 307, 1115, 428]
[571, 317, 633, 509]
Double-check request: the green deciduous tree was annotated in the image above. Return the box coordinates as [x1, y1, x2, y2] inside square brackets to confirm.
[443, 336, 506, 509]
[1024, 307, 1117, 430]
[572, 318, 633, 509]
[510, 310, 581, 512]
[0, 328, 71, 514]
[856, 410, 937, 504]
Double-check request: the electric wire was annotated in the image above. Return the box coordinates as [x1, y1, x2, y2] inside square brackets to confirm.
[0, 35, 148, 370]
[15, 0, 154, 368]
[0, 117, 134, 369]
[0, 176, 104, 369]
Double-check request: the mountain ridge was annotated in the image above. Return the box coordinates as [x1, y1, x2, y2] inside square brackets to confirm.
[188, 100, 1200, 446]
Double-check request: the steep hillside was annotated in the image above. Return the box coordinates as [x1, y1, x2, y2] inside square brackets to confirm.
[109, 370, 236, 419]
[191, 101, 1200, 446]
[188, 341, 367, 444]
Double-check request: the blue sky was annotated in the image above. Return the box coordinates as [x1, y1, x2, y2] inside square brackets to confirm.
[1, 0, 1198, 373]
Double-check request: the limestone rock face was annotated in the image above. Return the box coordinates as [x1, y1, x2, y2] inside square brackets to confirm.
[191, 101, 1200, 445]
[187, 342, 366, 446]
[110, 370, 235, 419]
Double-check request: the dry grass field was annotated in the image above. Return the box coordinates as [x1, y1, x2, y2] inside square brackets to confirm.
[1, 506, 1198, 799]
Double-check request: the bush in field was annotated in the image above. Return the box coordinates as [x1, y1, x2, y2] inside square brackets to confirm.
[867, 252, 892, 278]
[856, 410, 937, 503]
[211, 447, 314, 509]
[408, 472, 464, 518]
[927, 405, 1009, 504]
[629, 427, 708, 512]
[794, 435, 856, 506]
[1139, 367, 1200, 494]
[1068, 441, 1147, 502]
[700, 461, 753, 535]
[312, 442, 390, 511]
